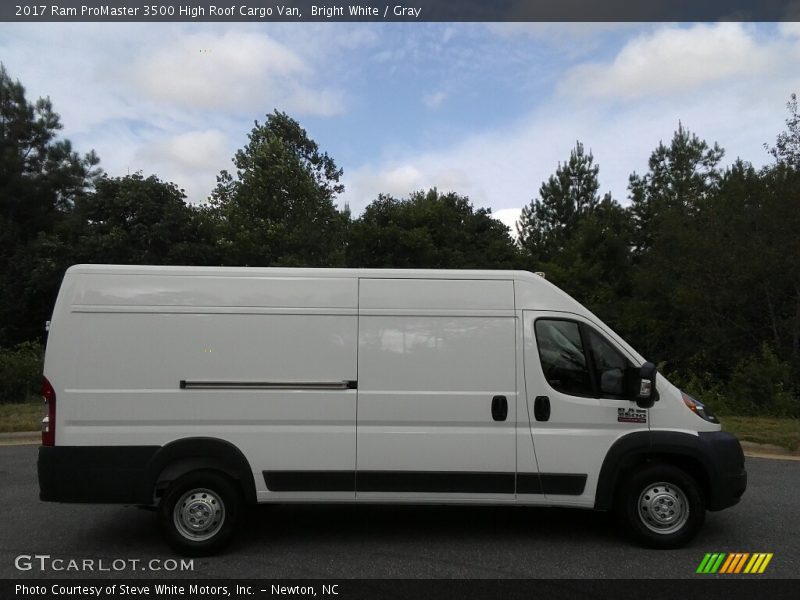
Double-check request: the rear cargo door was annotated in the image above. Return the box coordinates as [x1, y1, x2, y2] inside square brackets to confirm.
[356, 278, 518, 500]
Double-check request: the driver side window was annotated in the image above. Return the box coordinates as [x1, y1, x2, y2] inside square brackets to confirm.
[534, 318, 632, 398]
[534, 320, 593, 397]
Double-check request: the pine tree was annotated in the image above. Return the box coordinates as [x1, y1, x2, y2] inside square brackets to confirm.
[517, 141, 605, 261]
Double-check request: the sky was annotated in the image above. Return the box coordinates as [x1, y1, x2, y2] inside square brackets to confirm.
[1, 21, 799, 232]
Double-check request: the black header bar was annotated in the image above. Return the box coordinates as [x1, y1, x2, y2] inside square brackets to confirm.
[3, 0, 800, 22]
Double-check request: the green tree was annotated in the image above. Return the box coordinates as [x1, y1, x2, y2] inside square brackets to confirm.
[760, 98, 800, 399]
[69, 173, 217, 265]
[517, 141, 605, 261]
[0, 64, 100, 246]
[727, 344, 797, 417]
[542, 197, 632, 320]
[211, 111, 347, 267]
[766, 93, 800, 169]
[616, 125, 726, 367]
[0, 63, 101, 345]
[633, 160, 765, 378]
[622, 113, 799, 419]
[628, 123, 723, 254]
[517, 142, 632, 324]
[347, 189, 519, 269]
[0, 341, 43, 403]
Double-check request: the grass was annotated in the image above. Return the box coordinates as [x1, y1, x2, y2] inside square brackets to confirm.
[721, 416, 800, 452]
[0, 399, 42, 433]
[1, 400, 798, 451]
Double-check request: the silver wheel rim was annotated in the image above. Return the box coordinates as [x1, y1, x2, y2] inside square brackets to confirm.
[173, 487, 225, 542]
[637, 481, 689, 535]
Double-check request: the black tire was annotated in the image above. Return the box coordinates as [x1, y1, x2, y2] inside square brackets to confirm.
[157, 470, 241, 556]
[615, 464, 705, 549]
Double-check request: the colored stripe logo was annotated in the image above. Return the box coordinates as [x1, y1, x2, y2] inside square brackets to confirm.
[696, 552, 773, 574]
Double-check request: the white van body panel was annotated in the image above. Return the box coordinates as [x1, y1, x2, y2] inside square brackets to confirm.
[357, 278, 517, 500]
[41, 265, 744, 514]
[54, 269, 361, 501]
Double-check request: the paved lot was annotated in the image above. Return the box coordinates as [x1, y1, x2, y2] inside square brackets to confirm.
[1, 445, 798, 579]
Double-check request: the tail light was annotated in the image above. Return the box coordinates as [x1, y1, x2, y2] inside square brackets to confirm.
[41, 377, 56, 446]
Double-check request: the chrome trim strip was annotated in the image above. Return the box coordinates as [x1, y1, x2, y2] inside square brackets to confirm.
[179, 380, 357, 390]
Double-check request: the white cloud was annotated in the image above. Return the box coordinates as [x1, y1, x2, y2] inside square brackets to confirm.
[779, 22, 800, 38]
[487, 22, 637, 40]
[485, 22, 641, 60]
[559, 23, 772, 101]
[128, 31, 344, 116]
[142, 130, 229, 172]
[77, 128, 232, 204]
[493, 208, 523, 236]
[124, 129, 231, 202]
[346, 164, 424, 204]
[341, 110, 589, 215]
[423, 90, 448, 109]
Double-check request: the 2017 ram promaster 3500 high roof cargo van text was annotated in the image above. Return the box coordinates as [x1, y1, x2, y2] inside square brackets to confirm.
[38, 265, 746, 555]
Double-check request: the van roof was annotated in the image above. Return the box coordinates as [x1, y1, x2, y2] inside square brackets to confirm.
[66, 264, 541, 281]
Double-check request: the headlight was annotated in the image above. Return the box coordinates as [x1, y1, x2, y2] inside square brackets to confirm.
[682, 392, 719, 424]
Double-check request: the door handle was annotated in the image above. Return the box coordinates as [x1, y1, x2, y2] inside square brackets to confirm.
[534, 395, 550, 422]
[491, 395, 508, 421]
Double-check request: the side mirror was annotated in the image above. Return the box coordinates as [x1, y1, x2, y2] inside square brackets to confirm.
[635, 361, 657, 408]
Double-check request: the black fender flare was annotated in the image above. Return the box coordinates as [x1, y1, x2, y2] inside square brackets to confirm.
[144, 437, 258, 505]
[593, 431, 717, 510]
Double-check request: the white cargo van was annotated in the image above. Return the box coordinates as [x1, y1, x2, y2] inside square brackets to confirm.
[38, 265, 746, 555]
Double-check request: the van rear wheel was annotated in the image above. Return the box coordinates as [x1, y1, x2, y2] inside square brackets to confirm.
[158, 470, 240, 556]
[616, 464, 705, 549]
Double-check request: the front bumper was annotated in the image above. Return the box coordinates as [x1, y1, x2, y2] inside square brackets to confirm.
[698, 431, 747, 511]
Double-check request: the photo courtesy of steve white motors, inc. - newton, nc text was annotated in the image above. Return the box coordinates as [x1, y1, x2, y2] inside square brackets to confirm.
[2, 0, 800, 599]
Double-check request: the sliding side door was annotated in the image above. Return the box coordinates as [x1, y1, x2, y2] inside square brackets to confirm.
[356, 278, 517, 500]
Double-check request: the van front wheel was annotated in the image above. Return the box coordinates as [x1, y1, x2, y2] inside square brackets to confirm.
[616, 464, 705, 549]
[158, 470, 240, 556]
